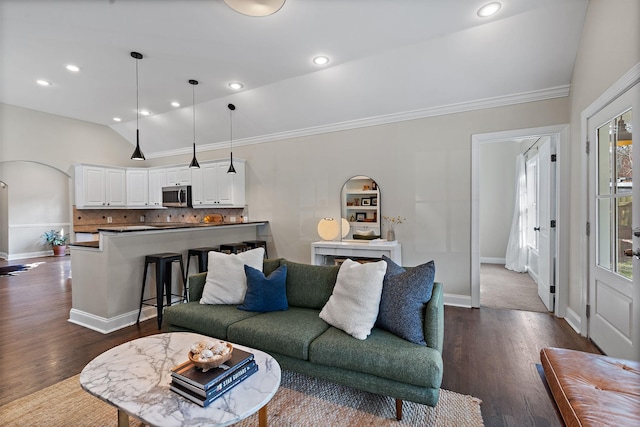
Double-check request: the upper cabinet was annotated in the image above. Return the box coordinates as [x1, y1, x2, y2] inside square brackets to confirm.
[166, 166, 192, 186]
[74, 159, 245, 209]
[192, 159, 245, 207]
[148, 168, 167, 207]
[126, 168, 149, 207]
[75, 164, 126, 208]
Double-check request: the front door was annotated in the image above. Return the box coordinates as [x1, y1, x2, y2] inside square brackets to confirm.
[588, 83, 639, 361]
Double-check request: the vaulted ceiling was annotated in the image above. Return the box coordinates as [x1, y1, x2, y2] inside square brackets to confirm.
[1, 0, 589, 158]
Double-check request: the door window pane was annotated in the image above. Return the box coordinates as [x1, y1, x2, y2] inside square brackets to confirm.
[597, 198, 612, 269]
[617, 196, 633, 279]
[598, 122, 612, 195]
[615, 110, 632, 194]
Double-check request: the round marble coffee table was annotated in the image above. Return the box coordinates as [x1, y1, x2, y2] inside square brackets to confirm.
[80, 332, 281, 427]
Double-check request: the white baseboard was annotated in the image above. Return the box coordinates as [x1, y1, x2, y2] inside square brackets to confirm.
[6, 251, 51, 261]
[480, 257, 505, 264]
[444, 293, 473, 308]
[69, 307, 157, 334]
[564, 306, 582, 335]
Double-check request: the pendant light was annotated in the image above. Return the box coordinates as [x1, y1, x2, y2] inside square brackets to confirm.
[227, 103, 237, 174]
[130, 52, 145, 160]
[188, 79, 200, 168]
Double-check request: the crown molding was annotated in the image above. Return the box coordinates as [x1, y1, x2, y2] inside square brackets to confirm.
[146, 85, 570, 159]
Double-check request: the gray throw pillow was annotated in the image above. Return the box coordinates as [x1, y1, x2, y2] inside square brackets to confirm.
[375, 255, 435, 346]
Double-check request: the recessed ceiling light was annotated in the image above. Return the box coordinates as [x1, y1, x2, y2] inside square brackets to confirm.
[313, 56, 330, 66]
[477, 2, 501, 17]
[228, 82, 244, 90]
[140, 110, 151, 116]
[66, 64, 80, 72]
[113, 117, 122, 122]
[36, 79, 51, 86]
[171, 101, 180, 107]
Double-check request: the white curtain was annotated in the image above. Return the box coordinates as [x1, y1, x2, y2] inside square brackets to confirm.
[505, 154, 528, 272]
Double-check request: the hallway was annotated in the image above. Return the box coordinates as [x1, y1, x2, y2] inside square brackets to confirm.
[480, 263, 549, 312]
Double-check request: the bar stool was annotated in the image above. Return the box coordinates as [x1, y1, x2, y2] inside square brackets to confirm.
[219, 242, 249, 254]
[137, 253, 186, 329]
[242, 240, 268, 258]
[185, 247, 219, 281]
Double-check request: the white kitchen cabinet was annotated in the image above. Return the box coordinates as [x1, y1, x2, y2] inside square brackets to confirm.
[148, 168, 167, 207]
[75, 164, 126, 208]
[126, 168, 148, 207]
[191, 160, 245, 207]
[166, 166, 191, 186]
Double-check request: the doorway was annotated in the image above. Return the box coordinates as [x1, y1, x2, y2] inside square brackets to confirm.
[471, 125, 570, 316]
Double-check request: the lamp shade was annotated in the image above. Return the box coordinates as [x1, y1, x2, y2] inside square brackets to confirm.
[317, 217, 340, 241]
[341, 218, 350, 238]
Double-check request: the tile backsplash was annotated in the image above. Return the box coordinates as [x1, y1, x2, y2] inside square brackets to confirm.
[73, 206, 245, 233]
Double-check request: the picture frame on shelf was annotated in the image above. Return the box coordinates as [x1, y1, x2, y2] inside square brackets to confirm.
[362, 198, 371, 206]
[355, 212, 366, 222]
[371, 197, 378, 206]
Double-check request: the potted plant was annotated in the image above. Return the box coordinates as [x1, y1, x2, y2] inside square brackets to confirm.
[42, 229, 69, 256]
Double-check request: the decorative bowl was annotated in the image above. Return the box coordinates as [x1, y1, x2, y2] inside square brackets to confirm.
[188, 342, 233, 372]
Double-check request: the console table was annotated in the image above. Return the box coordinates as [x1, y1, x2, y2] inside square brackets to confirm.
[311, 240, 402, 266]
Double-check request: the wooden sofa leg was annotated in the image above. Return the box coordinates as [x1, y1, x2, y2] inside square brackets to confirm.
[395, 398, 403, 420]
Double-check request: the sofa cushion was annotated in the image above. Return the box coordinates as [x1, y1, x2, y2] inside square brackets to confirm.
[227, 307, 329, 360]
[319, 259, 386, 340]
[281, 260, 339, 309]
[238, 264, 288, 312]
[162, 303, 259, 338]
[540, 347, 640, 427]
[309, 326, 443, 389]
[200, 247, 265, 305]
[375, 256, 436, 345]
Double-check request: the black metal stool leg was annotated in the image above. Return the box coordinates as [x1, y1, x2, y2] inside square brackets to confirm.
[137, 259, 149, 324]
[156, 260, 164, 329]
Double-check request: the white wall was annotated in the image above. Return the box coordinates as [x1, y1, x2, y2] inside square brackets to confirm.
[567, 0, 640, 317]
[0, 103, 138, 259]
[479, 141, 520, 262]
[2, 96, 569, 299]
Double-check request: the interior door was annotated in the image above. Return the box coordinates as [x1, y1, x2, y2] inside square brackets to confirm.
[537, 138, 556, 311]
[588, 83, 639, 361]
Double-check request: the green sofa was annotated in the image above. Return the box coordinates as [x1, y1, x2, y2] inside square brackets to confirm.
[163, 258, 444, 419]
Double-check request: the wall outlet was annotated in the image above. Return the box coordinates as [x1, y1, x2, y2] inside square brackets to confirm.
[140, 216, 145, 223]
[107, 217, 112, 223]
[230, 216, 236, 223]
[166, 215, 171, 222]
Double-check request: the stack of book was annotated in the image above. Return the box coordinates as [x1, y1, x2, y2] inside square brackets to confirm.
[170, 348, 258, 407]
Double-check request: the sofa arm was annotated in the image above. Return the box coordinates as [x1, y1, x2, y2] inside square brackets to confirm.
[187, 272, 208, 302]
[423, 282, 444, 353]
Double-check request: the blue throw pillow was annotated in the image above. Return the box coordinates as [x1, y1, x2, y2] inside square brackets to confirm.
[375, 255, 435, 346]
[238, 264, 288, 312]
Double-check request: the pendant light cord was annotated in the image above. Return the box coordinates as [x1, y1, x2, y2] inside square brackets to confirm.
[192, 83, 196, 144]
[135, 57, 139, 130]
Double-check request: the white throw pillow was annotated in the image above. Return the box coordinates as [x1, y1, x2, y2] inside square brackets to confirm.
[319, 258, 387, 340]
[199, 247, 265, 305]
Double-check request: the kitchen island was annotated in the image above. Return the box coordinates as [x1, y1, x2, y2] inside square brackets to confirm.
[69, 221, 268, 333]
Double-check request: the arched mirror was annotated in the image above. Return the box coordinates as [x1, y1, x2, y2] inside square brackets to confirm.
[341, 176, 381, 241]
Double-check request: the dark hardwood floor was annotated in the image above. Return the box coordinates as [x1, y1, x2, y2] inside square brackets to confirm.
[0, 256, 600, 425]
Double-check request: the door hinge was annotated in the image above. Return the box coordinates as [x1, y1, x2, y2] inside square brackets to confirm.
[550, 285, 556, 294]
[550, 220, 556, 228]
[586, 139, 590, 154]
[551, 154, 557, 162]
[586, 222, 590, 236]
[586, 304, 591, 318]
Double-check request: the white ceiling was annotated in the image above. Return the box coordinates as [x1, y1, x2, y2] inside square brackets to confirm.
[1, 0, 589, 158]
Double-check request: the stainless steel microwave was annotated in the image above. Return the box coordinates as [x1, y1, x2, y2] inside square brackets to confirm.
[162, 185, 192, 207]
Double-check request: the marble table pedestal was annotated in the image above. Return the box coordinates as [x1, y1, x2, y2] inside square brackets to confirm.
[80, 332, 281, 427]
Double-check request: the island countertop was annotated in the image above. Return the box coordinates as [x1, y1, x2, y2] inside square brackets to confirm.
[68, 220, 270, 333]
